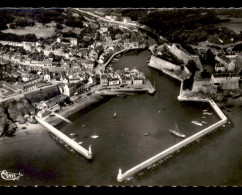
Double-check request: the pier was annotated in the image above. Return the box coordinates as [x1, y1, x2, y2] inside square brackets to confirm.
[35, 116, 92, 159]
[117, 74, 227, 182]
[50, 111, 72, 124]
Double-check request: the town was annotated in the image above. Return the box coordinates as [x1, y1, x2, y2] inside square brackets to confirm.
[0, 8, 242, 186]
[0, 8, 152, 137]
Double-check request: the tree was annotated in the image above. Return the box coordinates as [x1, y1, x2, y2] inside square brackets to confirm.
[201, 69, 211, 78]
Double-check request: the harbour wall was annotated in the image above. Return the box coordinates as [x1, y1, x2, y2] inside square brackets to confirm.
[35, 116, 92, 159]
[148, 55, 182, 71]
[117, 74, 227, 182]
[117, 116, 226, 182]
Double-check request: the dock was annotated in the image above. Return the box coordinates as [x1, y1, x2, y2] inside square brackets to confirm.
[117, 80, 227, 182]
[35, 116, 92, 159]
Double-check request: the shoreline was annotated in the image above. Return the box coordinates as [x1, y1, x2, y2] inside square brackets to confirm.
[0, 94, 105, 140]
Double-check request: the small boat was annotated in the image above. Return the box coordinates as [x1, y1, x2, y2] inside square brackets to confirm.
[72, 138, 76, 141]
[203, 112, 213, 115]
[202, 116, 206, 119]
[203, 109, 208, 112]
[82, 124, 85, 128]
[91, 134, 99, 139]
[78, 142, 83, 145]
[201, 121, 207, 124]
[223, 125, 226, 127]
[144, 133, 148, 136]
[191, 121, 203, 126]
[70, 133, 75, 136]
[113, 112, 117, 118]
[169, 123, 186, 138]
[158, 110, 161, 113]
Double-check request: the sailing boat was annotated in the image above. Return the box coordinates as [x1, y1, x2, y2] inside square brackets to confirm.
[169, 123, 186, 138]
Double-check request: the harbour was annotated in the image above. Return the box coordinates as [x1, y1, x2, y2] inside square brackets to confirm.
[0, 49, 240, 186]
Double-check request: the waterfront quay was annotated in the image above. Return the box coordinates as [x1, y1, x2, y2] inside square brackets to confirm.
[95, 79, 155, 96]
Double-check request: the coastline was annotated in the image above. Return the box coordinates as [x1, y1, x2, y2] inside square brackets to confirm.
[0, 94, 105, 140]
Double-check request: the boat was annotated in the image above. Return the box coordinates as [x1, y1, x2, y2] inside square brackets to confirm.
[202, 116, 206, 119]
[203, 112, 213, 115]
[201, 121, 207, 124]
[82, 124, 85, 128]
[203, 109, 208, 112]
[70, 133, 75, 136]
[78, 142, 83, 145]
[113, 112, 117, 118]
[191, 121, 203, 126]
[169, 123, 186, 138]
[91, 134, 99, 139]
[144, 133, 148, 136]
[72, 138, 76, 141]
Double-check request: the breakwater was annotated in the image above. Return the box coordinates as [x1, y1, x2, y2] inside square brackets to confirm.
[35, 116, 92, 159]
[117, 68, 227, 182]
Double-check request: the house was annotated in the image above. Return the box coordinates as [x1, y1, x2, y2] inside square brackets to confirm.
[59, 83, 79, 97]
[211, 73, 240, 89]
[22, 41, 36, 51]
[121, 76, 132, 85]
[67, 38, 78, 47]
[42, 94, 67, 111]
[100, 74, 108, 85]
[23, 83, 37, 92]
[81, 60, 95, 70]
[132, 77, 143, 85]
[215, 54, 236, 72]
[215, 63, 226, 72]
[89, 50, 99, 61]
[109, 78, 120, 86]
[123, 17, 132, 23]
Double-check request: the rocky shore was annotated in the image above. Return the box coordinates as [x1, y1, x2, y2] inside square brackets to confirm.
[0, 97, 37, 137]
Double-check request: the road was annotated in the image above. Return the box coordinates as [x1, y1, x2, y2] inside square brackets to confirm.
[74, 8, 161, 41]
[0, 83, 58, 103]
[74, 8, 139, 28]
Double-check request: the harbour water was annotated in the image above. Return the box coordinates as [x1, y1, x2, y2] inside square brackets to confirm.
[0, 49, 241, 186]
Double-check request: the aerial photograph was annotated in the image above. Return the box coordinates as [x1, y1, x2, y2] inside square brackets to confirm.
[0, 7, 241, 186]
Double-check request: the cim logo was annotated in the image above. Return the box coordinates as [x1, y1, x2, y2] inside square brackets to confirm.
[0, 170, 23, 181]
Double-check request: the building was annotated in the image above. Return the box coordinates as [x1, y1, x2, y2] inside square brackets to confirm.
[58, 82, 83, 97]
[215, 63, 226, 72]
[42, 94, 67, 111]
[211, 73, 240, 89]
[109, 78, 120, 86]
[132, 77, 143, 85]
[215, 54, 236, 72]
[100, 74, 108, 85]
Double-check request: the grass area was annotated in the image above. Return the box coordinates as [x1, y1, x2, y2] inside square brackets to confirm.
[216, 16, 242, 34]
[1, 22, 56, 38]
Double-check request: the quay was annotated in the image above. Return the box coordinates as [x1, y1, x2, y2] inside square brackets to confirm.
[117, 70, 227, 182]
[35, 116, 92, 159]
[95, 80, 155, 96]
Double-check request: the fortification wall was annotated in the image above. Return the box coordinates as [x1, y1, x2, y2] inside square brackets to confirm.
[148, 55, 181, 71]
[170, 44, 203, 70]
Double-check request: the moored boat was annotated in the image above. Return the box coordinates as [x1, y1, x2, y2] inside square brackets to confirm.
[169, 123, 186, 138]
[91, 134, 99, 139]
[191, 121, 203, 126]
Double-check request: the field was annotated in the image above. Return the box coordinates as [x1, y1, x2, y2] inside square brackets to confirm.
[1, 22, 56, 38]
[216, 15, 242, 34]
